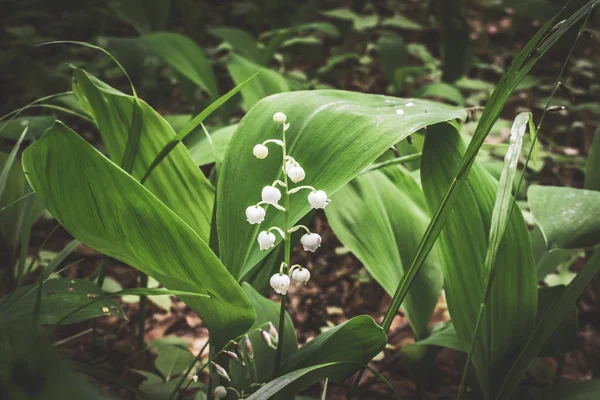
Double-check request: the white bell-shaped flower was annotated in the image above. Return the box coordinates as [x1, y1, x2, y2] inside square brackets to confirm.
[287, 165, 305, 183]
[273, 112, 287, 124]
[261, 186, 281, 205]
[301, 233, 322, 252]
[246, 206, 265, 224]
[291, 268, 311, 285]
[214, 386, 227, 399]
[253, 144, 268, 159]
[270, 273, 290, 295]
[258, 231, 276, 250]
[308, 190, 328, 209]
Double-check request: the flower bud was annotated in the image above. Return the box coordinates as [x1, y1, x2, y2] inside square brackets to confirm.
[287, 165, 305, 183]
[246, 206, 265, 224]
[301, 233, 322, 252]
[214, 386, 227, 399]
[273, 112, 287, 124]
[253, 144, 268, 159]
[244, 335, 254, 359]
[192, 374, 198, 383]
[292, 268, 311, 285]
[258, 231, 276, 250]
[269, 273, 290, 295]
[224, 350, 238, 361]
[261, 186, 281, 205]
[260, 329, 277, 349]
[308, 190, 328, 209]
[268, 322, 279, 347]
[211, 362, 230, 382]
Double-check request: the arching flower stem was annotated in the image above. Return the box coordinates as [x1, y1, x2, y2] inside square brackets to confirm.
[288, 185, 316, 194]
[288, 225, 311, 234]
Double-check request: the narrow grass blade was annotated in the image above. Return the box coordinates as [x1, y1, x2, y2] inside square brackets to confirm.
[457, 112, 530, 398]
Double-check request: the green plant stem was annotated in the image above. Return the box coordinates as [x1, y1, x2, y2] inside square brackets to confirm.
[138, 272, 149, 351]
[92, 256, 108, 344]
[168, 340, 210, 400]
[273, 123, 291, 379]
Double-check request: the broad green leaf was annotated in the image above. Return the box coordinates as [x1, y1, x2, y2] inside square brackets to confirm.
[326, 165, 442, 338]
[154, 345, 195, 381]
[227, 54, 290, 110]
[0, 116, 55, 140]
[402, 323, 463, 353]
[210, 28, 266, 65]
[282, 315, 386, 380]
[421, 123, 537, 396]
[186, 124, 237, 167]
[218, 91, 466, 279]
[73, 68, 214, 242]
[246, 362, 342, 400]
[322, 8, 378, 31]
[230, 283, 297, 389]
[377, 34, 409, 88]
[528, 186, 600, 249]
[415, 82, 464, 105]
[584, 127, 600, 190]
[114, 0, 170, 34]
[142, 32, 218, 99]
[247, 315, 385, 398]
[496, 249, 600, 400]
[22, 123, 254, 348]
[0, 278, 125, 324]
[381, 14, 423, 30]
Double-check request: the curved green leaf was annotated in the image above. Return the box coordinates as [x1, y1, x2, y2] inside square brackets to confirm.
[227, 54, 290, 110]
[246, 362, 342, 400]
[142, 32, 218, 98]
[210, 28, 266, 65]
[421, 124, 537, 396]
[326, 165, 442, 338]
[528, 185, 600, 249]
[22, 123, 254, 348]
[217, 91, 466, 279]
[282, 315, 386, 382]
[73, 69, 214, 241]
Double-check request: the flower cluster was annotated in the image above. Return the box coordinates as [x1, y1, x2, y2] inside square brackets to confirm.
[245, 112, 329, 295]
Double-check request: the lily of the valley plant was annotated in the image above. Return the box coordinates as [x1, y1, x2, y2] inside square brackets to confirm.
[245, 111, 329, 375]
